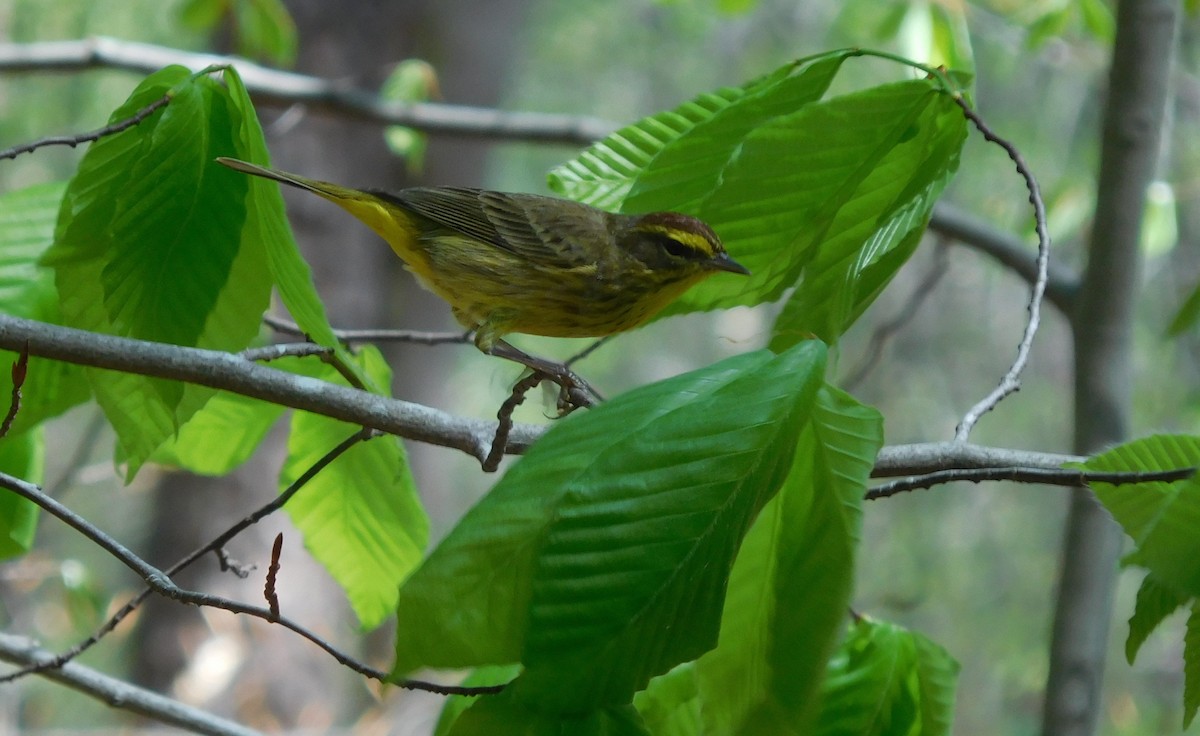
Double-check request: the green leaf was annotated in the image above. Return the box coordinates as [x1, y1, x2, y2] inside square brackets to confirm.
[632, 663, 704, 736]
[684, 385, 881, 733]
[282, 346, 426, 629]
[179, 0, 224, 30]
[381, 60, 437, 175]
[1187, 603, 1200, 728]
[190, 0, 298, 67]
[814, 618, 959, 736]
[620, 54, 851, 217]
[548, 51, 854, 212]
[0, 428, 44, 558]
[434, 665, 522, 736]
[1082, 435, 1200, 596]
[1078, 0, 1116, 43]
[393, 341, 828, 711]
[549, 52, 965, 339]
[151, 383, 287, 475]
[42, 66, 272, 477]
[0, 182, 89, 433]
[753, 79, 969, 340]
[1126, 573, 1186, 665]
[449, 691, 650, 736]
[223, 67, 343, 353]
[1168, 279, 1200, 336]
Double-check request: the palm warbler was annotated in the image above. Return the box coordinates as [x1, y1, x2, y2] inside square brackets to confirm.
[217, 157, 748, 403]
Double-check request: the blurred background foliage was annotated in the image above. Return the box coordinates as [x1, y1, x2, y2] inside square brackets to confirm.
[0, 0, 1195, 733]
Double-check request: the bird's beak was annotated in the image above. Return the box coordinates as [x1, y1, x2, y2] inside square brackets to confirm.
[709, 253, 751, 275]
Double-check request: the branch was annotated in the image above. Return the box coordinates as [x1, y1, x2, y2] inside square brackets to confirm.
[0, 314, 544, 465]
[0, 462, 504, 698]
[952, 99, 1053, 442]
[867, 465, 1195, 500]
[0, 633, 262, 736]
[0, 93, 169, 160]
[0, 38, 615, 145]
[263, 314, 469, 346]
[928, 201, 1078, 312]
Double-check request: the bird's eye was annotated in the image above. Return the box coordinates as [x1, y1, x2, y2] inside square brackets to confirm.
[653, 234, 693, 259]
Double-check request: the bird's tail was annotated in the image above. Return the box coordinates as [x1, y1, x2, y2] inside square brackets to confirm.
[215, 157, 422, 266]
[215, 157, 365, 202]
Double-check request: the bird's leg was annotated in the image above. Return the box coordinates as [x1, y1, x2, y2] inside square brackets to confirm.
[486, 339, 601, 414]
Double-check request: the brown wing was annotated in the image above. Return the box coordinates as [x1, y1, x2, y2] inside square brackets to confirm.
[381, 187, 608, 268]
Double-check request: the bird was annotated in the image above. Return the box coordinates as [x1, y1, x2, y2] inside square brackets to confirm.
[216, 157, 749, 407]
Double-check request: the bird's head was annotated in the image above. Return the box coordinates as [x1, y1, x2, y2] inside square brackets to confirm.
[621, 212, 750, 279]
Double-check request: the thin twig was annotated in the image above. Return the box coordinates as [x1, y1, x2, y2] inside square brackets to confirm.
[0, 38, 615, 145]
[484, 372, 546, 473]
[265, 533, 283, 621]
[1, 347, 28, 439]
[866, 465, 1195, 500]
[566, 336, 613, 367]
[215, 547, 254, 579]
[0, 434, 504, 696]
[240, 342, 331, 362]
[0, 633, 262, 736]
[844, 241, 949, 390]
[953, 98, 1052, 442]
[0, 94, 169, 160]
[263, 314, 469, 346]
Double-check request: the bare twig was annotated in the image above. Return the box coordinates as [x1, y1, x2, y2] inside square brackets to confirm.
[0, 93, 169, 160]
[952, 99, 1052, 442]
[240, 342, 331, 362]
[1, 347, 28, 439]
[215, 547, 254, 579]
[866, 465, 1196, 500]
[484, 372, 546, 473]
[263, 314, 469, 346]
[0, 633, 262, 736]
[265, 533, 283, 621]
[565, 336, 613, 367]
[0, 38, 614, 145]
[0, 434, 503, 696]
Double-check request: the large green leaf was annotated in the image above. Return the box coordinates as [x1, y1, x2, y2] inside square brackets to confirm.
[41, 66, 272, 477]
[548, 51, 966, 340]
[1081, 435, 1200, 596]
[1083, 436, 1200, 729]
[0, 182, 89, 434]
[281, 346, 427, 629]
[769, 129, 962, 347]
[688, 385, 882, 733]
[1188, 604, 1200, 728]
[1126, 573, 1186, 665]
[549, 50, 852, 212]
[150, 379, 287, 476]
[393, 341, 828, 712]
[447, 690, 650, 736]
[223, 67, 341, 351]
[813, 618, 959, 736]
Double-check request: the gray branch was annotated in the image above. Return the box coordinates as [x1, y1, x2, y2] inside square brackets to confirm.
[0, 37, 615, 145]
[0, 37, 1079, 303]
[1044, 2, 1181, 735]
[0, 632, 261, 736]
[0, 313, 1153, 485]
[0, 314, 543, 465]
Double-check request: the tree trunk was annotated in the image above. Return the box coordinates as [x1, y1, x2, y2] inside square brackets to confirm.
[1042, 2, 1179, 734]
